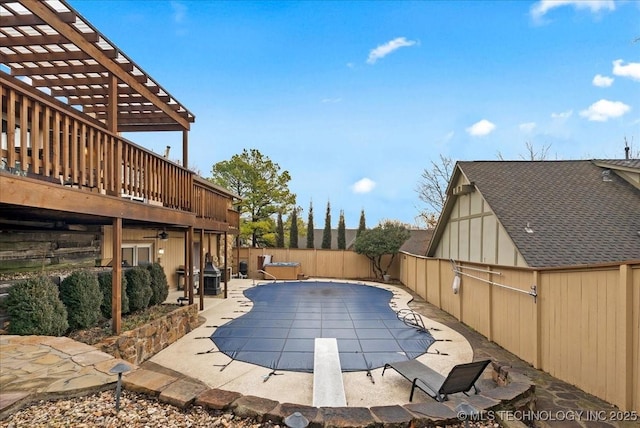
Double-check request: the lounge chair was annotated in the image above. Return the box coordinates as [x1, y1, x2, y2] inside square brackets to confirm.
[382, 359, 491, 402]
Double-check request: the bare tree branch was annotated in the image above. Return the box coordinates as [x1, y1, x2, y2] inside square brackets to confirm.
[415, 154, 454, 222]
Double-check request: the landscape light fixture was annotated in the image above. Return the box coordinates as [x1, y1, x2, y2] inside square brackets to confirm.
[284, 411, 309, 428]
[109, 362, 132, 412]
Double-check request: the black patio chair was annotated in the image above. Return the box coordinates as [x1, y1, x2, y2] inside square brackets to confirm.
[382, 359, 491, 402]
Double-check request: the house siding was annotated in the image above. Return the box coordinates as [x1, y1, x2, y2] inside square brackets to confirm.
[434, 174, 528, 267]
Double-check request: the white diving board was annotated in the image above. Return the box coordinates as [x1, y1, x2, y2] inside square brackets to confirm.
[313, 338, 347, 407]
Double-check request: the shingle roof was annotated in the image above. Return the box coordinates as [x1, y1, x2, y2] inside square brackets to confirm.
[595, 159, 640, 169]
[457, 160, 640, 267]
[400, 229, 433, 256]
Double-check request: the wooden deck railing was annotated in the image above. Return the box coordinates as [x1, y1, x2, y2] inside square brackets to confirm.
[1, 73, 233, 227]
[192, 179, 240, 229]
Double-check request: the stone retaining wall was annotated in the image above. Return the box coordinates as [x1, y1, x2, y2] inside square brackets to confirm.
[96, 303, 202, 365]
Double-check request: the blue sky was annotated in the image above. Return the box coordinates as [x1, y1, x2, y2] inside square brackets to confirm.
[70, 0, 640, 228]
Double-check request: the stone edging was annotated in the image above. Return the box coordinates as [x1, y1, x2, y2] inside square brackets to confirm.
[122, 361, 536, 427]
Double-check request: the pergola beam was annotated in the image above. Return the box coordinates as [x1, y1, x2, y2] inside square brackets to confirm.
[20, 0, 191, 130]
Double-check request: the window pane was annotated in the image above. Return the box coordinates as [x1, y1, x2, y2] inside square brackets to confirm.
[122, 248, 134, 267]
[138, 247, 151, 265]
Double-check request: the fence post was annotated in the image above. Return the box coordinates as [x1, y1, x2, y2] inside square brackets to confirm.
[533, 270, 541, 369]
[619, 263, 633, 410]
[487, 267, 494, 343]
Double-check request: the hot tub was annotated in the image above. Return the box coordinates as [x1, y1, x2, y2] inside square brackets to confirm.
[264, 262, 301, 280]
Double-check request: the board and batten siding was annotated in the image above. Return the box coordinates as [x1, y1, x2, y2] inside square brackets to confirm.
[102, 226, 228, 289]
[434, 175, 527, 267]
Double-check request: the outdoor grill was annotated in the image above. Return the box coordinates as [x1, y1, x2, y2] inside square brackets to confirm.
[202, 262, 221, 295]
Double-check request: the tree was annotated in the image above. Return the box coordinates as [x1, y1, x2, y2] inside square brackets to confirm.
[416, 154, 454, 226]
[276, 211, 285, 247]
[497, 141, 552, 161]
[354, 220, 410, 279]
[306, 201, 315, 249]
[289, 207, 299, 248]
[321, 201, 332, 249]
[210, 149, 296, 247]
[337, 210, 346, 250]
[357, 209, 366, 237]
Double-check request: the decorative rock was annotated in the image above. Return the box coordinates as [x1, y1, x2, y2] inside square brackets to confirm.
[230, 395, 280, 422]
[369, 405, 414, 427]
[0, 391, 29, 418]
[159, 379, 208, 408]
[122, 369, 177, 395]
[195, 388, 242, 410]
[319, 406, 379, 428]
[481, 382, 533, 402]
[404, 401, 458, 425]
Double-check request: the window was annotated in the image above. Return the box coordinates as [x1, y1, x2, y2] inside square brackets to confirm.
[122, 243, 152, 266]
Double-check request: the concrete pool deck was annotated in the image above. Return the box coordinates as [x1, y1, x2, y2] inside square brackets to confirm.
[151, 278, 474, 408]
[1, 278, 635, 427]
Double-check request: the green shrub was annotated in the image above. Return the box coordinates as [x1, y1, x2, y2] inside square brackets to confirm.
[97, 270, 130, 318]
[125, 266, 152, 312]
[147, 263, 169, 306]
[59, 271, 103, 331]
[2, 275, 68, 336]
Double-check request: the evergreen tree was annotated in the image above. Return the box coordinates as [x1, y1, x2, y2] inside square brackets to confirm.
[306, 201, 315, 249]
[337, 210, 346, 250]
[289, 208, 299, 248]
[321, 201, 332, 249]
[357, 209, 366, 237]
[276, 211, 285, 247]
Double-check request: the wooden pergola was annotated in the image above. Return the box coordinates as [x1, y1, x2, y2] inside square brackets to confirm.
[1, 0, 194, 144]
[1, 0, 237, 334]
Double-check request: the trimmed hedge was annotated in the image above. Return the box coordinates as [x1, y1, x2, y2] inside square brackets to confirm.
[97, 270, 130, 318]
[147, 263, 169, 306]
[59, 271, 103, 331]
[2, 275, 68, 336]
[125, 266, 152, 312]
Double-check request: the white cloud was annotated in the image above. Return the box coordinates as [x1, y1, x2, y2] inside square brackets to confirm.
[466, 119, 496, 137]
[530, 0, 615, 22]
[519, 122, 537, 132]
[579, 99, 631, 121]
[171, 1, 187, 23]
[592, 74, 614, 87]
[612, 59, 640, 81]
[367, 37, 417, 64]
[321, 97, 342, 104]
[551, 109, 573, 120]
[351, 178, 376, 194]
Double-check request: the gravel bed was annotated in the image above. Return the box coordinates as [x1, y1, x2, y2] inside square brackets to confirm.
[0, 390, 501, 427]
[0, 391, 269, 428]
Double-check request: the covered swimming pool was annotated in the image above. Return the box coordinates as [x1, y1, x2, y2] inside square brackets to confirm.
[210, 281, 435, 372]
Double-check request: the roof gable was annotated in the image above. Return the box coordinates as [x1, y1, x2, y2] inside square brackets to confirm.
[429, 160, 640, 267]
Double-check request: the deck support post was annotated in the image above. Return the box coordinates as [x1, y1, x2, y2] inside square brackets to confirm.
[199, 228, 205, 310]
[111, 217, 122, 334]
[224, 231, 228, 299]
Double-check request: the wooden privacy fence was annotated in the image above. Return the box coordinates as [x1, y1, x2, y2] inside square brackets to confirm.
[399, 253, 640, 413]
[236, 248, 400, 281]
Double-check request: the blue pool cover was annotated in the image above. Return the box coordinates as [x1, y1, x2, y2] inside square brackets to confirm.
[210, 281, 435, 372]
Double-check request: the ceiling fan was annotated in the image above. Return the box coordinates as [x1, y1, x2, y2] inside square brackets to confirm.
[143, 228, 176, 241]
